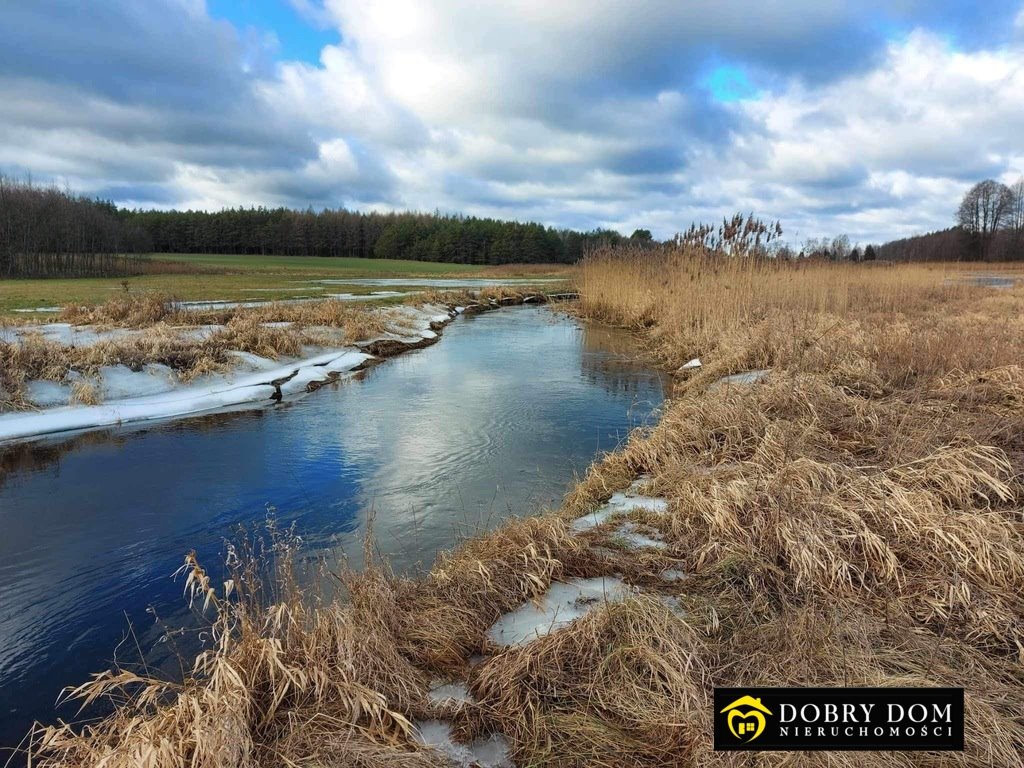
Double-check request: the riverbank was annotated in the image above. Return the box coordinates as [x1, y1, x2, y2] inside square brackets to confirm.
[26, 254, 1024, 767]
[0, 287, 573, 440]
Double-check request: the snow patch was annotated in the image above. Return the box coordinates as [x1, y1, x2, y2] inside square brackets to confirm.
[486, 577, 631, 647]
[415, 722, 513, 768]
[428, 681, 474, 705]
[712, 369, 770, 388]
[571, 478, 668, 532]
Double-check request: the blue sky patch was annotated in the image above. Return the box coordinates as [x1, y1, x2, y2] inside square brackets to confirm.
[701, 64, 757, 103]
[208, 0, 336, 64]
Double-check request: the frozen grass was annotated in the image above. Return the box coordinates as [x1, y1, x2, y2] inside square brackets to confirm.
[0, 295, 418, 411]
[23, 245, 1024, 767]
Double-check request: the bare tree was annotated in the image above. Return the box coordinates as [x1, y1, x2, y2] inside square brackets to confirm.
[830, 234, 851, 261]
[957, 179, 1015, 259]
[1010, 177, 1024, 235]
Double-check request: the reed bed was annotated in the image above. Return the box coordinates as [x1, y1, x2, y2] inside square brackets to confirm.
[24, 243, 1024, 767]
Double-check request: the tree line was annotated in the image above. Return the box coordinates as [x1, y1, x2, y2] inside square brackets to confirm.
[7, 170, 1021, 280]
[128, 207, 629, 265]
[0, 175, 649, 276]
[880, 178, 1024, 262]
[0, 176, 150, 277]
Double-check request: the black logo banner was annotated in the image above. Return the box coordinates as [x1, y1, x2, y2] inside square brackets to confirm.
[714, 687, 964, 751]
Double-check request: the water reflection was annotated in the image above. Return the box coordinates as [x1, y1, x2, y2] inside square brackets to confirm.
[0, 305, 665, 752]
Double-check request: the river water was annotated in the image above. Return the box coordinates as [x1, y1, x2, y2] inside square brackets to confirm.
[0, 305, 666, 752]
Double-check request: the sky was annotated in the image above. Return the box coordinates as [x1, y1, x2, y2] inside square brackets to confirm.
[1, 1, 1023, 244]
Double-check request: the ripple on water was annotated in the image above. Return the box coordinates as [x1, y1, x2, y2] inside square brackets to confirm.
[0, 305, 667, 748]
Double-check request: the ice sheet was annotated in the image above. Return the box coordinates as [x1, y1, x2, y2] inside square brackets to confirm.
[0, 349, 372, 442]
[485, 576, 631, 647]
[1, 301, 458, 441]
[415, 721, 513, 768]
[712, 369, 770, 387]
[571, 479, 669, 532]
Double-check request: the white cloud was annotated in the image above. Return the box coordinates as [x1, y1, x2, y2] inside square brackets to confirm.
[725, 31, 1024, 240]
[3, 1, 1024, 244]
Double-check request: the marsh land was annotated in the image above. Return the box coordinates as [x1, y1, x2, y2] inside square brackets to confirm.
[3, 247, 1023, 768]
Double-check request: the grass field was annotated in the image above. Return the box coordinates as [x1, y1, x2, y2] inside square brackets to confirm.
[0, 254, 572, 314]
[143, 253, 502, 273]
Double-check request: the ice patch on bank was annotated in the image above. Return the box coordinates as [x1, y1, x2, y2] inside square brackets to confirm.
[571, 478, 669, 532]
[486, 576, 632, 647]
[316, 277, 564, 289]
[415, 721, 513, 768]
[428, 681, 474, 705]
[1, 303, 459, 442]
[0, 323, 142, 346]
[612, 521, 668, 550]
[0, 349, 372, 442]
[99, 364, 177, 400]
[712, 369, 770, 388]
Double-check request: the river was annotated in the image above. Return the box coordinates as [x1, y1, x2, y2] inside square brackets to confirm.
[0, 304, 666, 753]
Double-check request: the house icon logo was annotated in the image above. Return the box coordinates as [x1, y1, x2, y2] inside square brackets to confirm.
[720, 695, 773, 742]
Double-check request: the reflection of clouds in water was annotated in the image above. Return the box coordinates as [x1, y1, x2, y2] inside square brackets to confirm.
[316, 308, 666, 570]
[0, 305, 663, 746]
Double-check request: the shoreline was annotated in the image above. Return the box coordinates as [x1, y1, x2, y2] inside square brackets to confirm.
[0, 291, 574, 445]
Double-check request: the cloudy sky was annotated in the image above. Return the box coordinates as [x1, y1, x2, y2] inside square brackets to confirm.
[2, 1, 1023, 243]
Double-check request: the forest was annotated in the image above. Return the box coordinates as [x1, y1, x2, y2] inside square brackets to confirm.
[7, 172, 1023, 280]
[0, 177, 628, 278]
[127, 207, 626, 264]
[0, 176, 150, 278]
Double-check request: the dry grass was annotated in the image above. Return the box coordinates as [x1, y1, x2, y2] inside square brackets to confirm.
[576, 246, 978, 364]
[1, 296, 396, 410]
[58, 292, 395, 333]
[23, 245, 1024, 767]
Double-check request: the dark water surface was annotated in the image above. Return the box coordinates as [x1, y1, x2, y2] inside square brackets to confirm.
[0, 305, 666, 752]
